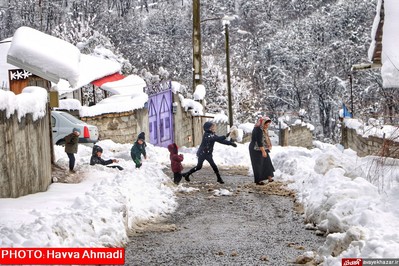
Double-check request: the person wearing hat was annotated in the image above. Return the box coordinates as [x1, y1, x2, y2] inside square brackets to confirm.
[167, 143, 188, 185]
[64, 128, 80, 173]
[90, 145, 123, 171]
[182, 122, 237, 184]
[249, 116, 275, 185]
[130, 132, 147, 168]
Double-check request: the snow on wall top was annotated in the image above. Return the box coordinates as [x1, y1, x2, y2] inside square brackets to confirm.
[0, 86, 48, 121]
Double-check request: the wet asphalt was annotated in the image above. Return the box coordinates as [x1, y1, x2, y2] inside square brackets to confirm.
[124, 166, 325, 266]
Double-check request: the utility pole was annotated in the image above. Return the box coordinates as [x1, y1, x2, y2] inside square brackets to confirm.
[38, 0, 43, 31]
[224, 23, 233, 127]
[348, 74, 354, 117]
[192, 0, 202, 92]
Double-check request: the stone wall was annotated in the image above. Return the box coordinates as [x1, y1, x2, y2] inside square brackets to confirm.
[67, 91, 245, 149]
[80, 93, 205, 148]
[0, 110, 52, 198]
[279, 124, 313, 149]
[341, 126, 399, 158]
[81, 109, 149, 144]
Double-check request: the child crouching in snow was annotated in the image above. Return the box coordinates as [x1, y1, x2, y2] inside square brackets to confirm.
[167, 143, 189, 185]
[90, 145, 123, 171]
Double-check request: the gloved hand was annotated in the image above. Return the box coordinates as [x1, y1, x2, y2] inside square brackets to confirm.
[225, 132, 231, 138]
[231, 142, 237, 147]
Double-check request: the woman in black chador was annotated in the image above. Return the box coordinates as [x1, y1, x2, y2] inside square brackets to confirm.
[249, 116, 275, 185]
[183, 121, 237, 184]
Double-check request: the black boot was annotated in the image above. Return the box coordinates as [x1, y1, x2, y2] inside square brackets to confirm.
[183, 167, 198, 182]
[174, 173, 182, 185]
[183, 173, 191, 182]
[216, 172, 224, 184]
[182, 171, 192, 182]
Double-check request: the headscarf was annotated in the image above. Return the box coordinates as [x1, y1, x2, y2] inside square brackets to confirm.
[254, 116, 272, 149]
[254, 116, 272, 128]
[263, 117, 272, 148]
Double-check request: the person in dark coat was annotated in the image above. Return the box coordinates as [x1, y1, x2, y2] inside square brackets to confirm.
[90, 145, 123, 170]
[167, 143, 189, 185]
[183, 122, 237, 184]
[131, 132, 147, 168]
[249, 116, 275, 185]
[65, 128, 80, 173]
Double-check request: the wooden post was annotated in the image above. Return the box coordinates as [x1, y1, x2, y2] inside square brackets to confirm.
[192, 0, 202, 92]
[224, 23, 233, 127]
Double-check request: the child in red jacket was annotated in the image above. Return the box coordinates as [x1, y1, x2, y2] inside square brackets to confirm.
[167, 143, 189, 185]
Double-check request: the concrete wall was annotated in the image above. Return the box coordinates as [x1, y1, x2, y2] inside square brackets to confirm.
[81, 109, 149, 144]
[341, 126, 399, 158]
[279, 124, 313, 149]
[0, 110, 52, 198]
[172, 93, 204, 147]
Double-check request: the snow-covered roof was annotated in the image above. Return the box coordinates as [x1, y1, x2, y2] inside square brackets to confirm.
[75, 74, 147, 117]
[368, 0, 399, 88]
[75, 54, 121, 89]
[100, 74, 146, 95]
[56, 75, 148, 117]
[5, 26, 121, 90]
[79, 93, 149, 117]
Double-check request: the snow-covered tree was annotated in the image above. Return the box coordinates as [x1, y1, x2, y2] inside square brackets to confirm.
[1, 0, 389, 141]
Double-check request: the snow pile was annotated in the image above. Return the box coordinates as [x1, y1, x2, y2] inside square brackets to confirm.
[344, 118, 399, 141]
[171, 81, 183, 94]
[209, 111, 229, 124]
[178, 94, 204, 115]
[193, 84, 206, 101]
[1, 137, 399, 266]
[213, 188, 233, 196]
[272, 142, 399, 265]
[0, 141, 177, 247]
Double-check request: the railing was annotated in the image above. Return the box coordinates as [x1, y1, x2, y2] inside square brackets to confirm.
[144, 80, 172, 97]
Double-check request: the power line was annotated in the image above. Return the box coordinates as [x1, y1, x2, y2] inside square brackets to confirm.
[383, 51, 399, 72]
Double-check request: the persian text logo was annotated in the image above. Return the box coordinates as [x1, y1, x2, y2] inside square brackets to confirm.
[342, 258, 363, 266]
